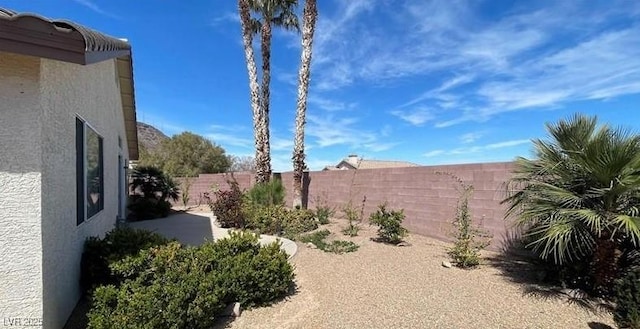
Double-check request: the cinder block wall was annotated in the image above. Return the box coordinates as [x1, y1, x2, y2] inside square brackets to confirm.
[177, 162, 517, 250]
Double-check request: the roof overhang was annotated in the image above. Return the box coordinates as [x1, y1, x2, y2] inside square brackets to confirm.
[0, 8, 139, 159]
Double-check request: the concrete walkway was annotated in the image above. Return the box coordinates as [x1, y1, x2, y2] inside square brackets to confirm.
[128, 211, 298, 259]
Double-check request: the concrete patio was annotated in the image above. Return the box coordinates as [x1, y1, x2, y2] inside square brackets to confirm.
[128, 211, 298, 258]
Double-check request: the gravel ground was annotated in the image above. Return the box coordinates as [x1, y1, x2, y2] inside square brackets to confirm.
[222, 219, 615, 329]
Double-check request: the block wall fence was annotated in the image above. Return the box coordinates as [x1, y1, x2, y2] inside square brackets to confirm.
[176, 162, 518, 250]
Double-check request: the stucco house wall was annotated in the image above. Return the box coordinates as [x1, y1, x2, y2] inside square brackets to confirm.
[0, 52, 45, 324]
[0, 51, 129, 328]
[40, 57, 129, 328]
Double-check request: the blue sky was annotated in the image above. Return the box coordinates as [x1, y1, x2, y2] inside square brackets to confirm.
[5, 0, 640, 171]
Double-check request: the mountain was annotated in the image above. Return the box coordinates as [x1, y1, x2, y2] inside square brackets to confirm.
[136, 122, 169, 152]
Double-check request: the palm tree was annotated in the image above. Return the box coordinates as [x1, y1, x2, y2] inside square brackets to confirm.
[238, 0, 266, 183]
[292, 0, 318, 208]
[245, 0, 300, 183]
[503, 114, 640, 294]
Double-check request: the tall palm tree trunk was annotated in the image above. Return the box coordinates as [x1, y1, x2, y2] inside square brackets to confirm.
[238, 0, 266, 183]
[292, 0, 318, 208]
[259, 20, 273, 183]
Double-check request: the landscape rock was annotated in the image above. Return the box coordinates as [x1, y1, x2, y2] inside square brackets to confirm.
[441, 261, 453, 268]
[222, 302, 242, 317]
[396, 241, 412, 247]
[307, 242, 317, 249]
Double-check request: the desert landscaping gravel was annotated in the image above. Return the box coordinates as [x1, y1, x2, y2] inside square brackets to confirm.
[222, 219, 615, 329]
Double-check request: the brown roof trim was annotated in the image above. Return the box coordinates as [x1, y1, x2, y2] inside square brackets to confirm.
[0, 7, 139, 159]
[0, 8, 130, 65]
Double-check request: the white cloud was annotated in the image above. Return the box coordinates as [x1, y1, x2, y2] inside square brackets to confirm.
[424, 139, 531, 157]
[459, 132, 483, 144]
[423, 150, 445, 157]
[390, 107, 434, 126]
[71, 0, 120, 19]
[307, 0, 640, 126]
[211, 12, 240, 27]
[308, 95, 358, 112]
[205, 125, 253, 148]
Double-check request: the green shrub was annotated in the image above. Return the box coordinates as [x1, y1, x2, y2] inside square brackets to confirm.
[246, 179, 285, 207]
[313, 193, 334, 225]
[342, 198, 365, 237]
[127, 197, 172, 220]
[300, 229, 359, 254]
[127, 166, 179, 220]
[369, 203, 408, 244]
[440, 173, 491, 268]
[80, 227, 171, 293]
[614, 268, 640, 329]
[87, 232, 294, 329]
[243, 204, 286, 235]
[209, 180, 245, 228]
[243, 204, 318, 239]
[281, 208, 318, 239]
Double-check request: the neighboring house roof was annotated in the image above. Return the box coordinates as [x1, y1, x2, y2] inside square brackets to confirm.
[323, 155, 419, 170]
[0, 8, 139, 159]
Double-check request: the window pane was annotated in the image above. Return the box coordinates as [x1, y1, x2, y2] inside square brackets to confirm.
[86, 127, 103, 218]
[76, 118, 85, 225]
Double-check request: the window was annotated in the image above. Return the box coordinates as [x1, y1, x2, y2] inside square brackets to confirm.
[76, 117, 104, 225]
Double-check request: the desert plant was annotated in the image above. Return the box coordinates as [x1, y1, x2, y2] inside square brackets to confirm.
[208, 180, 245, 228]
[342, 196, 366, 237]
[369, 203, 408, 244]
[180, 177, 193, 208]
[613, 267, 640, 329]
[80, 226, 171, 293]
[313, 193, 334, 225]
[87, 232, 294, 329]
[502, 114, 640, 295]
[300, 229, 359, 254]
[243, 204, 318, 239]
[129, 165, 179, 202]
[128, 166, 179, 220]
[438, 172, 491, 268]
[246, 179, 285, 207]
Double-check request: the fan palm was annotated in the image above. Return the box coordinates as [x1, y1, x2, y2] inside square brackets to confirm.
[503, 114, 640, 294]
[239, 0, 299, 183]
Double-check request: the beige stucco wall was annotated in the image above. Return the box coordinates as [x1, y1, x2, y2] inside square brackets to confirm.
[0, 52, 45, 324]
[0, 51, 129, 328]
[40, 57, 129, 328]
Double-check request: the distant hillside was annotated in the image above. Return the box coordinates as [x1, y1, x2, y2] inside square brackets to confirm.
[137, 122, 169, 152]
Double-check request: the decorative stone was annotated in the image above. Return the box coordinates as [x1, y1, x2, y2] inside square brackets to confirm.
[442, 261, 453, 268]
[222, 302, 242, 317]
[396, 241, 412, 247]
[306, 242, 317, 249]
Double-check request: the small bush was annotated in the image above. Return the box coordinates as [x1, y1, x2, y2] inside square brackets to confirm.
[243, 204, 318, 239]
[87, 232, 294, 329]
[243, 204, 287, 235]
[127, 166, 179, 220]
[313, 193, 334, 225]
[246, 179, 285, 207]
[127, 197, 172, 220]
[80, 227, 171, 293]
[439, 173, 491, 268]
[300, 229, 359, 254]
[369, 203, 408, 244]
[315, 206, 333, 225]
[342, 197, 366, 237]
[281, 208, 318, 239]
[209, 180, 245, 228]
[613, 268, 640, 329]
